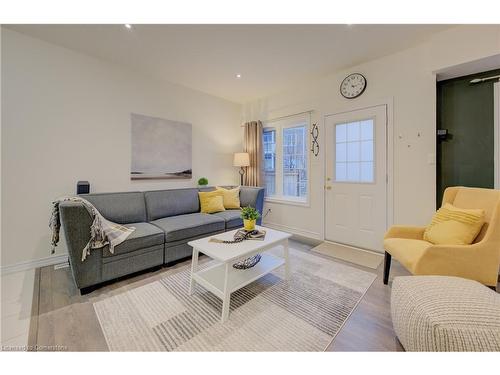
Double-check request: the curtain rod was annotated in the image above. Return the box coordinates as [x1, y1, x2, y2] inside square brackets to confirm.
[241, 110, 313, 127]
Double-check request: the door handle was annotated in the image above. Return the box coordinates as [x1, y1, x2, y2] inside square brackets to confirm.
[325, 186, 332, 190]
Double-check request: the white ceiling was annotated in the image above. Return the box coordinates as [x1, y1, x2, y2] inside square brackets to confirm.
[6, 24, 451, 103]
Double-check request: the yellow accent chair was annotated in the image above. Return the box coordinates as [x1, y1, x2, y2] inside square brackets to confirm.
[383, 187, 500, 287]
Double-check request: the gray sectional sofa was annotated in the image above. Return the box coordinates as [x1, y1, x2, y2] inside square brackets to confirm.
[59, 186, 264, 294]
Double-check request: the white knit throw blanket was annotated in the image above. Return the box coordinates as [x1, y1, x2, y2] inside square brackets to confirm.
[50, 197, 135, 261]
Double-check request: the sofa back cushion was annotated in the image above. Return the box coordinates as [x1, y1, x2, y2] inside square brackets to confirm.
[240, 187, 260, 208]
[145, 188, 200, 220]
[81, 192, 147, 224]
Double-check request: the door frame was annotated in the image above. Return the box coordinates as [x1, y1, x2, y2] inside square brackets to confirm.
[323, 98, 394, 243]
[494, 82, 499, 189]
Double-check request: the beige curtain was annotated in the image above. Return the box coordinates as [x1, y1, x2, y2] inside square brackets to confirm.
[243, 120, 263, 186]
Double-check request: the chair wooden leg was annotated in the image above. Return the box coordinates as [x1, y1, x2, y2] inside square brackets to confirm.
[383, 251, 391, 285]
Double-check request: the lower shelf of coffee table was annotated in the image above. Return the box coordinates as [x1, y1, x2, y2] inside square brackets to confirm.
[192, 253, 285, 298]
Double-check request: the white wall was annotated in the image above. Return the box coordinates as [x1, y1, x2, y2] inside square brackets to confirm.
[244, 25, 500, 243]
[1, 29, 242, 267]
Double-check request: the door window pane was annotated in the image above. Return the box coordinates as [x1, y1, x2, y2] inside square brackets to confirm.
[336, 142, 347, 162]
[347, 122, 360, 142]
[347, 142, 360, 162]
[336, 123, 347, 142]
[360, 140, 373, 161]
[283, 126, 307, 198]
[347, 162, 360, 181]
[360, 162, 374, 182]
[360, 120, 373, 140]
[263, 129, 276, 196]
[336, 162, 347, 181]
[335, 119, 374, 183]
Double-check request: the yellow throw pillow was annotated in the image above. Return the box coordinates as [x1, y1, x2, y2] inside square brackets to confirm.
[215, 186, 241, 209]
[423, 203, 485, 245]
[198, 191, 225, 214]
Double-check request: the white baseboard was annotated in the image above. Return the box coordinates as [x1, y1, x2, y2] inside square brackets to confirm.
[1, 254, 69, 276]
[263, 221, 322, 241]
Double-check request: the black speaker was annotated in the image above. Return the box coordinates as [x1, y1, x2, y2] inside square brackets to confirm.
[77, 181, 90, 195]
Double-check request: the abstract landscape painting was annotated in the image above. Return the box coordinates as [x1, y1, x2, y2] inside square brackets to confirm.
[131, 113, 192, 180]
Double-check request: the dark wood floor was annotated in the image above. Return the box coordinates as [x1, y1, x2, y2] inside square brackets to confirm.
[30, 239, 412, 351]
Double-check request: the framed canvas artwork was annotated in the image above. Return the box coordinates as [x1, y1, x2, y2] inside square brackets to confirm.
[131, 113, 192, 180]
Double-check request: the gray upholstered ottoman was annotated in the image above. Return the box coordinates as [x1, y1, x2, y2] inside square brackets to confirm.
[391, 276, 500, 351]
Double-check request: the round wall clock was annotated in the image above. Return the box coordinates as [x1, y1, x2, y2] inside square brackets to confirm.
[340, 73, 367, 99]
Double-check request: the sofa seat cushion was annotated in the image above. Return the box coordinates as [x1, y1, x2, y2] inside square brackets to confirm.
[384, 238, 432, 272]
[212, 209, 243, 229]
[102, 222, 164, 258]
[152, 213, 225, 243]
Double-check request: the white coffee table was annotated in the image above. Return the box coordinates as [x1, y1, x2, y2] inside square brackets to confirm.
[187, 225, 291, 323]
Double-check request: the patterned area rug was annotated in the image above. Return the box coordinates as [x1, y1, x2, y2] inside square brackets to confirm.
[93, 247, 376, 351]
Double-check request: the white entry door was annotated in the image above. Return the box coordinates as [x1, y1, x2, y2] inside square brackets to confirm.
[324, 105, 387, 252]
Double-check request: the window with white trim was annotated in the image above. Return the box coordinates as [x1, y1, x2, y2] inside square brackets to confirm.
[263, 129, 276, 196]
[263, 114, 309, 203]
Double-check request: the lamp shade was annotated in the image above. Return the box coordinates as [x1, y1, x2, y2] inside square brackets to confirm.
[233, 152, 250, 167]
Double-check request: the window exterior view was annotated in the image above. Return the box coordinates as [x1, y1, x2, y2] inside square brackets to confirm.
[283, 125, 307, 197]
[263, 116, 309, 202]
[263, 129, 276, 196]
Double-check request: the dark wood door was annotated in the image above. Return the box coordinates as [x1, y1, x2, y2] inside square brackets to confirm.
[437, 69, 500, 206]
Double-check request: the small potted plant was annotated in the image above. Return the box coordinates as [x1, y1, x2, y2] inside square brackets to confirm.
[241, 206, 260, 231]
[197, 177, 208, 187]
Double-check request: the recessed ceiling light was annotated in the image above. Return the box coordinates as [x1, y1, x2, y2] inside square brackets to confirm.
[124, 24, 132, 29]
[236, 74, 242, 79]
